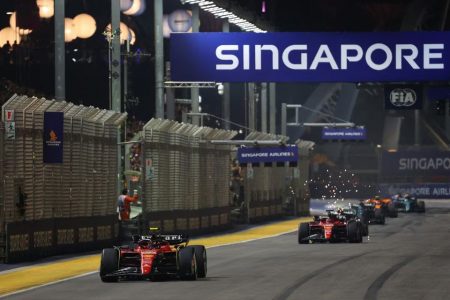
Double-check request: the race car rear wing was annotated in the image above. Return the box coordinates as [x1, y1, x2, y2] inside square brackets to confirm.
[138, 234, 189, 245]
[141, 227, 190, 245]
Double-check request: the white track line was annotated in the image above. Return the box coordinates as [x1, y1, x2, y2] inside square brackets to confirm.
[0, 271, 98, 299]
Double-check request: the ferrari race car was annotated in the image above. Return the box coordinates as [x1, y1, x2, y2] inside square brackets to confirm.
[392, 194, 425, 213]
[298, 209, 363, 244]
[99, 228, 207, 282]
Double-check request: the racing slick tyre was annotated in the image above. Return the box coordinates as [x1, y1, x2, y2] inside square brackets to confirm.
[100, 248, 119, 282]
[374, 209, 385, 225]
[178, 246, 198, 280]
[192, 245, 207, 278]
[360, 217, 369, 237]
[347, 221, 363, 243]
[387, 203, 398, 218]
[298, 223, 310, 244]
[416, 201, 426, 213]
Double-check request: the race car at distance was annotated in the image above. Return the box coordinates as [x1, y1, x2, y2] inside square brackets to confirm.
[348, 204, 369, 235]
[358, 201, 386, 225]
[298, 209, 363, 244]
[99, 228, 207, 282]
[392, 194, 425, 213]
[365, 196, 398, 218]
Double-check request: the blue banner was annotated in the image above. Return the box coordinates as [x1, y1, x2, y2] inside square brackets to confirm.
[427, 87, 450, 101]
[381, 149, 450, 176]
[171, 32, 450, 82]
[384, 85, 422, 110]
[379, 183, 450, 199]
[43, 112, 64, 163]
[321, 127, 366, 140]
[237, 146, 298, 163]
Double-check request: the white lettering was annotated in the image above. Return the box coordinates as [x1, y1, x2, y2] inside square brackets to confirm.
[255, 45, 279, 70]
[424, 44, 444, 69]
[310, 45, 338, 70]
[215, 43, 446, 72]
[396, 44, 419, 69]
[282, 45, 308, 70]
[399, 158, 407, 170]
[366, 43, 393, 71]
[216, 45, 239, 70]
[243, 45, 250, 70]
[341, 44, 363, 69]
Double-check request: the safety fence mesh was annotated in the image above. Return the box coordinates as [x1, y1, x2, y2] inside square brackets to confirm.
[1, 94, 126, 223]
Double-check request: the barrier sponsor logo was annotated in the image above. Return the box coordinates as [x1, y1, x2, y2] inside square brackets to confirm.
[237, 145, 298, 163]
[321, 127, 366, 140]
[78, 227, 94, 243]
[43, 112, 64, 163]
[171, 32, 450, 82]
[9, 234, 29, 252]
[5, 216, 117, 262]
[379, 183, 450, 199]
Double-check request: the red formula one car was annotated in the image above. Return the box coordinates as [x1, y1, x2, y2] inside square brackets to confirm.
[298, 209, 363, 244]
[99, 229, 207, 282]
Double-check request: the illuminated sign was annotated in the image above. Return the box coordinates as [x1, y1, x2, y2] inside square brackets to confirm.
[321, 127, 366, 140]
[171, 32, 450, 82]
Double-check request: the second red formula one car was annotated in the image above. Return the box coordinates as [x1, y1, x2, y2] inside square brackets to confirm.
[99, 228, 207, 282]
[298, 209, 363, 244]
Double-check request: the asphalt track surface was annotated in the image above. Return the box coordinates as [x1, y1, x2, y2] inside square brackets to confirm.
[3, 200, 450, 300]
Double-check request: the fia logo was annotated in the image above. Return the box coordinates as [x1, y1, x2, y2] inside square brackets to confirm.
[389, 88, 417, 107]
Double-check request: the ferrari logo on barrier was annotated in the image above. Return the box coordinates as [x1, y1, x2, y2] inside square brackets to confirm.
[5, 109, 14, 121]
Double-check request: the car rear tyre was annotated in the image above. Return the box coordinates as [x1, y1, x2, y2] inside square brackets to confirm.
[100, 248, 119, 282]
[192, 245, 207, 278]
[416, 201, 426, 213]
[298, 223, 309, 244]
[387, 203, 398, 218]
[375, 209, 385, 225]
[360, 216, 369, 236]
[178, 246, 197, 280]
[347, 221, 362, 243]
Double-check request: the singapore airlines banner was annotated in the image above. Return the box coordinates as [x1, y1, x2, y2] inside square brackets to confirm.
[170, 32, 450, 82]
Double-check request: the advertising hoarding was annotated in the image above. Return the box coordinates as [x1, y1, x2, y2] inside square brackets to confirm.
[381, 149, 450, 176]
[237, 146, 298, 164]
[43, 112, 64, 163]
[171, 32, 450, 82]
[321, 127, 366, 140]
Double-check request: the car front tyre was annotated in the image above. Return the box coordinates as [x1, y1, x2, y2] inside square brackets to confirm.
[100, 248, 119, 282]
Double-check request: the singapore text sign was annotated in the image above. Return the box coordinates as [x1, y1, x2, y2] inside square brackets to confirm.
[171, 32, 450, 82]
[381, 150, 450, 176]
